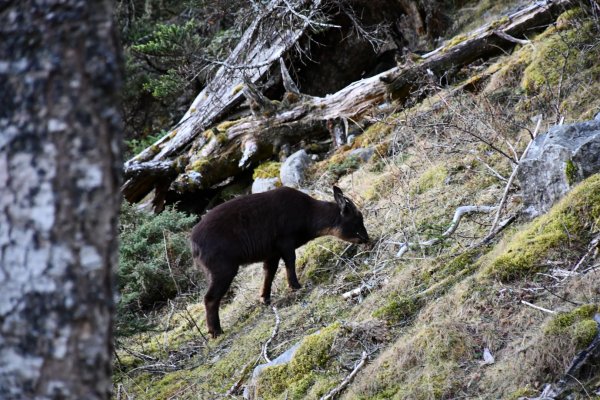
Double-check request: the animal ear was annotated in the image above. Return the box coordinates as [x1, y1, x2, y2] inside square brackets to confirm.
[333, 186, 351, 215]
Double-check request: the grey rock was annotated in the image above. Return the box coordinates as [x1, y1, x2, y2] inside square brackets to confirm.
[280, 149, 311, 188]
[251, 177, 280, 193]
[349, 147, 375, 162]
[518, 119, 600, 218]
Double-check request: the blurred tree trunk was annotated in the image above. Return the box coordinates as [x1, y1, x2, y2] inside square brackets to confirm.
[0, 1, 122, 399]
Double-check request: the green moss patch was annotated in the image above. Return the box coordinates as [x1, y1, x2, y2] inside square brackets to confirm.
[484, 174, 600, 281]
[411, 164, 447, 194]
[545, 304, 599, 348]
[327, 154, 362, 178]
[298, 237, 349, 284]
[373, 295, 423, 325]
[253, 161, 282, 180]
[565, 159, 577, 186]
[520, 9, 600, 119]
[256, 323, 341, 400]
[353, 122, 393, 149]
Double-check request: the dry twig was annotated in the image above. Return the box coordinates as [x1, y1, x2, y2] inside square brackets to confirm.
[486, 117, 542, 236]
[391, 205, 497, 257]
[320, 351, 369, 400]
[521, 300, 556, 314]
[262, 305, 281, 363]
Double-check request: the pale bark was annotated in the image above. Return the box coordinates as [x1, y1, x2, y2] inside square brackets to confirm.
[0, 1, 122, 398]
[126, 0, 326, 167]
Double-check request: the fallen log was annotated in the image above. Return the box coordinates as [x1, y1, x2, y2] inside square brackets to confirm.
[122, 0, 329, 202]
[123, 0, 574, 206]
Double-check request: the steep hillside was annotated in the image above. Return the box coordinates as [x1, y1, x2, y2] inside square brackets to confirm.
[114, 3, 600, 399]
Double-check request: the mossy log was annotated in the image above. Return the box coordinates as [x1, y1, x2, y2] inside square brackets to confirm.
[122, 0, 574, 206]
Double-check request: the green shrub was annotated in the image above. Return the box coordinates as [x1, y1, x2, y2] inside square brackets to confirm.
[327, 155, 362, 178]
[125, 130, 168, 158]
[117, 202, 199, 333]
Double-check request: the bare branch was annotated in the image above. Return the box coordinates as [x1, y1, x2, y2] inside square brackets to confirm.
[262, 306, 281, 363]
[391, 205, 497, 257]
[320, 351, 369, 400]
[487, 117, 542, 235]
[494, 30, 531, 45]
[280, 0, 341, 29]
[521, 300, 557, 315]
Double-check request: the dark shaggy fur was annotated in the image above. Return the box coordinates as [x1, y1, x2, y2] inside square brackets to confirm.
[191, 186, 369, 337]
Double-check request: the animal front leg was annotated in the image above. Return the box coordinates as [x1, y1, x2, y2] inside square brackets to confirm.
[282, 251, 301, 290]
[260, 257, 280, 305]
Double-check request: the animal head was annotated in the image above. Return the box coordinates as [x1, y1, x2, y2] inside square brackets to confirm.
[333, 186, 370, 244]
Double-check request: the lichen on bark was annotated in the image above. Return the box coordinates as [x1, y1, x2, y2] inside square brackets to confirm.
[0, 1, 123, 398]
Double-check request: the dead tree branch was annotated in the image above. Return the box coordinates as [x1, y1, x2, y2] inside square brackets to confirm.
[391, 205, 497, 257]
[487, 117, 542, 236]
[262, 306, 281, 363]
[320, 351, 369, 400]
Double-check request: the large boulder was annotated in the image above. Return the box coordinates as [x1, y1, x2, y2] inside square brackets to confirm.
[518, 118, 600, 218]
[280, 149, 311, 188]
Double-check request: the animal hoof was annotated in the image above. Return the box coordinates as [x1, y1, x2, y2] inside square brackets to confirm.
[290, 283, 302, 290]
[209, 328, 224, 339]
[260, 296, 271, 305]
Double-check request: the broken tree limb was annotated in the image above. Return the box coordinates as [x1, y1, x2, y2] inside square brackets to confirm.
[262, 306, 281, 363]
[487, 117, 542, 236]
[280, 57, 300, 94]
[390, 205, 497, 257]
[123, 160, 176, 180]
[124, 0, 328, 163]
[122, 0, 574, 204]
[320, 351, 369, 400]
[384, 0, 572, 92]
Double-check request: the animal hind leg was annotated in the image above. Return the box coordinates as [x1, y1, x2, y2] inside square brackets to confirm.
[282, 250, 301, 290]
[260, 256, 280, 305]
[204, 265, 238, 338]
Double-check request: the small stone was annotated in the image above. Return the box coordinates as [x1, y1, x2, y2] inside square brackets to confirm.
[280, 149, 311, 188]
[251, 177, 279, 193]
[349, 147, 375, 162]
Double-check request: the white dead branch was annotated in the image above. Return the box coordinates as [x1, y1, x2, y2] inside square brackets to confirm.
[262, 306, 281, 363]
[391, 205, 497, 257]
[487, 117, 542, 236]
[319, 351, 368, 400]
[572, 234, 600, 273]
[521, 300, 557, 314]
